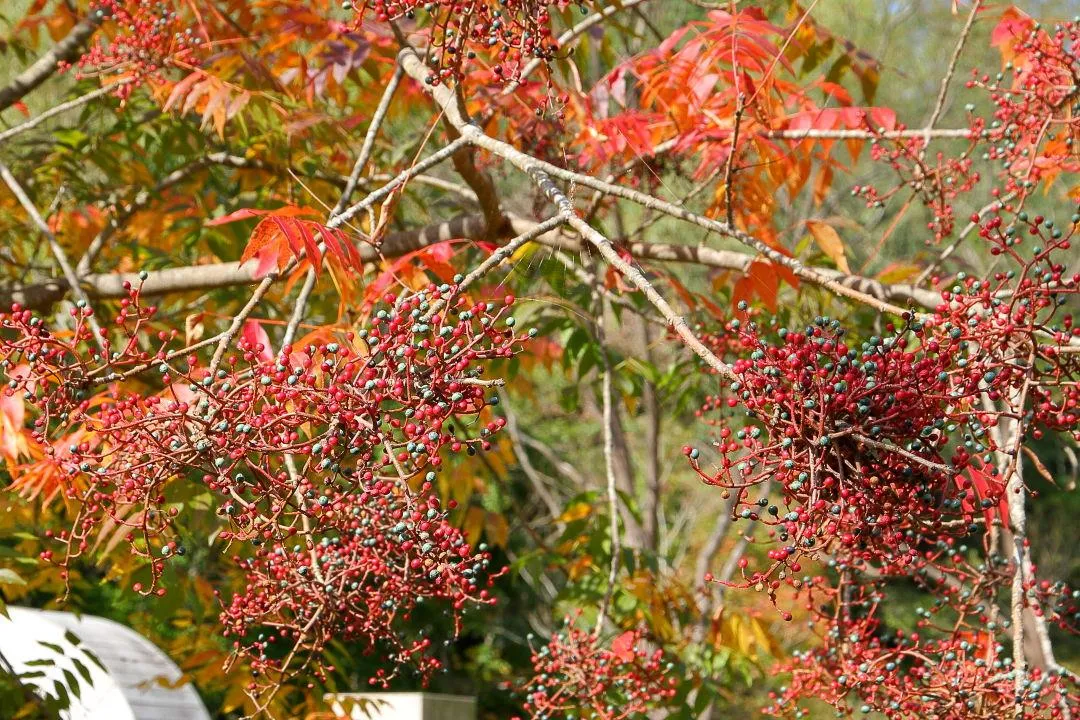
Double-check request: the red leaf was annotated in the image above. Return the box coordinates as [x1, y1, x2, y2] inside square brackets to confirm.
[734, 260, 780, 313]
[322, 227, 349, 268]
[271, 216, 305, 259]
[296, 221, 323, 275]
[240, 320, 273, 362]
[611, 631, 637, 663]
[239, 218, 286, 270]
[991, 7, 1033, 66]
[206, 205, 320, 227]
[966, 465, 1009, 531]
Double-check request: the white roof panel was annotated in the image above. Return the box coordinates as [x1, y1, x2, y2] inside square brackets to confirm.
[0, 606, 211, 720]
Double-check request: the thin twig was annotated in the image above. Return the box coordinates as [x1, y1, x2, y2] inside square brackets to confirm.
[723, 95, 744, 228]
[281, 267, 318, 350]
[922, 0, 981, 151]
[914, 192, 1013, 285]
[207, 275, 277, 375]
[0, 161, 106, 348]
[594, 289, 620, 637]
[851, 433, 955, 476]
[0, 14, 103, 112]
[0, 81, 128, 146]
[421, 214, 568, 322]
[500, 389, 563, 520]
[334, 65, 405, 214]
[504, 0, 652, 95]
[562, 210, 736, 380]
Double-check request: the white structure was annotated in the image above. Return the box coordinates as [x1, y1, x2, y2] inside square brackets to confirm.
[328, 692, 476, 720]
[0, 606, 210, 720]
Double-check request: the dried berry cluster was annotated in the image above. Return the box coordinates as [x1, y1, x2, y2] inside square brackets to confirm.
[512, 620, 678, 720]
[353, 0, 583, 84]
[0, 279, 529, 696]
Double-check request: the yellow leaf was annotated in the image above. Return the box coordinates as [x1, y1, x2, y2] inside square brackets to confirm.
[485, 512, 509, 547]
[463, 506, 485, 546]
[566, 555, 594, 580]
[876, 262, 921, 284]
[750, 616, 784, 658]
[559, 502, 592, 523]
[806, 220, 850, 273]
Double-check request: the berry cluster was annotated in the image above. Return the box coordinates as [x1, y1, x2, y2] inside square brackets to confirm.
[927, 207, 1079, 440]
[353, 0, 584, 85]
[72, 1, 202, 97]
[0, 278, 529, 697]
[859, 16, 1079, 243]
[972, 16, 1080, 198]
[689, 190, 1077, 715]
[689, 315, 997, 596]
[512, 619, 678, 720]
[767, 580, 1078, 719]
[855, 129, 982, 242]
[220, 488, 501, 694]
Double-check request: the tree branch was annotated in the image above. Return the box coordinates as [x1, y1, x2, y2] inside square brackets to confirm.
[1, 212, 942, 313]
[0, 81, 126, 146]
[0, 14, 103, 112]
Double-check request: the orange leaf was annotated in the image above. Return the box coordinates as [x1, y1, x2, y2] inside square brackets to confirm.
[733, 260, 780, 313]
[0, 392, 27, 463]
[463, 506, 485, 546]
[806, 220, 850, 273]
[484, 512, 510, 548]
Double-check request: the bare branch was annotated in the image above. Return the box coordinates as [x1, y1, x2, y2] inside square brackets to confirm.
[2, 210, 941, 313]
[595, 296, 620, 636]
[335, 64, 405, 214]
[764, 127, 972, 141]
[565, 211, 736, 379]
[500, 390, 563, 521]
[0, 14, 103, 112]
[0, 81, 127, 146]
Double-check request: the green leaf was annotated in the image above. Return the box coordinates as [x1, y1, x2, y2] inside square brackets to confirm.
[563, 328, 589, 367]
[621, 357, 661, 385]
[81, 648, 106, 672]
[0, 568, 26, 587]
[52, 679, 70, 708]
[71, 658, 93, 686]
[62, 669, 80, 700]
[52, 128, 88, 149]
